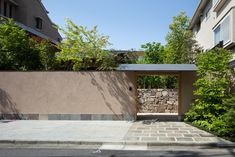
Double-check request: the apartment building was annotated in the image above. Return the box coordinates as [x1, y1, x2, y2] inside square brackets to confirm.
[0, 0, 62, 44]
[190, 0, 235, 66]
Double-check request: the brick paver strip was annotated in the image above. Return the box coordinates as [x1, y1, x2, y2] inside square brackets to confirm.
[167, 134, 183, 137]
[143, 130, 158, 134]
[193, 137, 213, 142]
[159, 137, 176, 142]
[199, 134, 215, 137]
[166, 128, 179, 131]
[158, 125, 170, 128]
[176, 137, 194, 142]
[159, 130, 174, 134]
[150, 133, 167, 137]
[184, 134, 200, 137]
[174, 130, 189, 134]
[141, 137, 158, 141]
[190, 131, 206, 134]
[179, 127, 194, 131]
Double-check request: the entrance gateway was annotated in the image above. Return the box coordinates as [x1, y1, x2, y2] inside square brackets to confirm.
[117, 64, 197, 121]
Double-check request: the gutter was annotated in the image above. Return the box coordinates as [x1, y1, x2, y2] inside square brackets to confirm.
[189, 0, 208, 30]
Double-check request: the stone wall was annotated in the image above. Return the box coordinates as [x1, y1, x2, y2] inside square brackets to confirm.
[138, 89, 178, 113]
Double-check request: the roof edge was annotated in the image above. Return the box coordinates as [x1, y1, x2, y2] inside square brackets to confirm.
[117, 64, 198, 72]
[189, 0, 208, 30]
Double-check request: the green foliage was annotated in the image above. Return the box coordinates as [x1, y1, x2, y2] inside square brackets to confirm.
[56, 18, 114, 71]
[137, 75, 178, 89]
[165, 12, 202, 64]
[185, 48, 234, 139]
[137, 42, 178, 89]
[113, 51, 139, 65]
[137, 76, 163, 89]
[37, 40, 59, 71]
[194, 49, 232, 103]
[0, 18, 42, 70]
[141, 42, 164, 64]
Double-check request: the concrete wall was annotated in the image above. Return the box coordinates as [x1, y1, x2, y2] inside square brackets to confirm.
[0, 72, 137, 121]
[179, 72, 197, 117]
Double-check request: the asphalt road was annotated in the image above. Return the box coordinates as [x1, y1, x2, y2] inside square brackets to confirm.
[0, 148, 235, 157]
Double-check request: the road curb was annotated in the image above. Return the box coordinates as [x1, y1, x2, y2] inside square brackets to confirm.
[0, 140, 234, 148]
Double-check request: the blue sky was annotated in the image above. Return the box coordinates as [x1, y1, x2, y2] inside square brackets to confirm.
[42, 0, 199, 50]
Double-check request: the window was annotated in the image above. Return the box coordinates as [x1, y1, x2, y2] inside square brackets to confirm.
[221, 16, 230, 43]
[214, 16, 231, 46]
[3, 1, 7, 16]
[36, 17, 43, 30]
[9, 5, 12, 18]
[0, 0, 1, 14]
[214, 26, 220, 45]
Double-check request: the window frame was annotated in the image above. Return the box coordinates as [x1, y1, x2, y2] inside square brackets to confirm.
[213, 15, 231, 46]
[35, 17, 43, 30]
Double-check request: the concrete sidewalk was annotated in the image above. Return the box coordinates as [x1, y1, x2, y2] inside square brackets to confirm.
[0, 121, 234, 149]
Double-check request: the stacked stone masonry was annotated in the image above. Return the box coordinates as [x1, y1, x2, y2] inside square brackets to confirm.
[138, 89, 178, 113]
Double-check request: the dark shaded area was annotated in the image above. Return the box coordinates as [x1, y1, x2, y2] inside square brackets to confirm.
[0, 148, 234, 157]
[0, 89, 21, 120]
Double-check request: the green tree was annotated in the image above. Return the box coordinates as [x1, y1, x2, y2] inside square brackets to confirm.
[0, 19, 41, 70]
[37, 40, 59, 71]
[185, 48, 234, 138]
[56, 19, 114, 70]
[141, 42, 164, 64]
[165, 12, 201, 64]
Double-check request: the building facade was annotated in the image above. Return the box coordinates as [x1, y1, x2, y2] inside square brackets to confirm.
[190, 0, 235, 63]
[0, 0, 62, 44]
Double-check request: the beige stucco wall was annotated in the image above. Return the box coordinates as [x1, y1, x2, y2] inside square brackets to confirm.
[179, 72, 197, 116]
[193, 0, 214, 50]
[0, 72, 137, 117]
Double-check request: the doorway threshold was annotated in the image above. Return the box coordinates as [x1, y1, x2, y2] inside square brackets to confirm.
[137, 113, 178, 116]
[137, 113, 180, 121]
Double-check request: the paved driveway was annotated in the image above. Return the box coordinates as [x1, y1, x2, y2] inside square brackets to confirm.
[0, 121, 132, 142]
[0, 120, 233, 147]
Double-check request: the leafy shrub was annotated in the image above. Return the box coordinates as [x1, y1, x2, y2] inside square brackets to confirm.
[0, 18, 42, 70]
[185, 48, 234, 139]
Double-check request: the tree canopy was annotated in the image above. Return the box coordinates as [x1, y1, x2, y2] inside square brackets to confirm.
[56, 18, 115, 70]
[165, 12, 202, 64]
[0, 19, 42, 70]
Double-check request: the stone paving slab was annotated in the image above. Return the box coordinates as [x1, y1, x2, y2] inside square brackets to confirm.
[124, 121, 234, 147]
